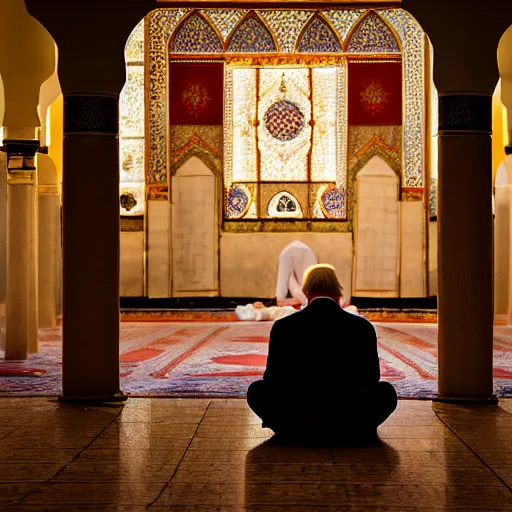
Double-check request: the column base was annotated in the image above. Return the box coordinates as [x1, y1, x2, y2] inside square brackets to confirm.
[432, 394, 498, 405]
[58, 391, 128, 405]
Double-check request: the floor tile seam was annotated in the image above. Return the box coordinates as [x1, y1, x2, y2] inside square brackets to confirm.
[168, 479, 507, 486]
[433, 412, 512, 493]
[163, 481, 507, 488]
[49, 405, 126, 481]
[144, 400, 214, 510]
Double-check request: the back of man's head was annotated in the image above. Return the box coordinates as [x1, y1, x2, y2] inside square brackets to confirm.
[302, 264, 343, 302]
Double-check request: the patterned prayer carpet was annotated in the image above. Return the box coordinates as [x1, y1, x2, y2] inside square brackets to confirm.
[0, 321, 511, 398]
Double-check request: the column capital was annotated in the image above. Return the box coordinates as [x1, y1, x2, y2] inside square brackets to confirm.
[438, 93, 492, 133]
[2, 139, 40, 176]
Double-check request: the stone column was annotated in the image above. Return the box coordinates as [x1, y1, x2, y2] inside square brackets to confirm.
[61, 94, 122, 400]
[436, 93, 495, 401]
[4, 136, 40, 359]
[38, 151, 60, 328]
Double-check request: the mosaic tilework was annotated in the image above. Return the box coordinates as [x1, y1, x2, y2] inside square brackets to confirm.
[170, 125, 223, 156]
[120, 66, 144, 138]
[121, 22, 145, 211]
[346, 12, 400, 53]
[169, 126, 223, 180]
[429, 178, 437, 217]
[148, 9, 187, 183]
[259, 10, 312, 53]
[202, 9, 247, 40]
[311, 66, 340, 183]
[120, 137, 144, 183]
[125, 19, 144, 63]
[297, 16, 342, 53]
[348, 126, 402, 172]
[264, 100, 305, 142]
[230, 67, 258, 183]
[311, 66, 341, 182]
[321, 184, 345, 219]
[258, 69, 311, 182]
[223, 67, 235, 187]
[380, 9, 425, 188]
[225, 184, 250, 218]
[227, 16, 277, 53]
[336, 61, 348, 194]
[323, 9, 365, 44]
[430, 83, 439, 217]
[171, 13, 222, 53]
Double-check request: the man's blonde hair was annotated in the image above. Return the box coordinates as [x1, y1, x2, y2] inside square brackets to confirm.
[301, 264, 344, 299]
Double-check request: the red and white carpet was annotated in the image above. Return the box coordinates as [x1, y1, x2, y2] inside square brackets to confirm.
[0, 321, 511, 398]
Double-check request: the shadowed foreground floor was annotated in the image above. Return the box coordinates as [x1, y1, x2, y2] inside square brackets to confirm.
[0, 397, 511, 510]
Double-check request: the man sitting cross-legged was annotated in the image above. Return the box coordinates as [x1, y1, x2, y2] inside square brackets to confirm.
[246, 264, 397, 444]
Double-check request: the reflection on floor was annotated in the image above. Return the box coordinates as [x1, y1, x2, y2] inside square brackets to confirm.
[0, 397, 511, 510]
[1, 322, 512, 398]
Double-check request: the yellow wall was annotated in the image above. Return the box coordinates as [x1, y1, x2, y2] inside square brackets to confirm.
[493, 80, 509, 184]
[48, 93, 63, 186]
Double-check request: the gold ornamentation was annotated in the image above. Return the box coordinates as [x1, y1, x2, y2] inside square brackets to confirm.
[401, 187, 423, 201]
[354, 134, 400, 169]
[170, 126, 223, 179]
[224, 54, 346, 67]
[380, 9, 425, 187]
[182, 83, 212, 117]
[146, 184, 169, 201]
[222, 220, 352, 233]
[360, 80, 389, 115]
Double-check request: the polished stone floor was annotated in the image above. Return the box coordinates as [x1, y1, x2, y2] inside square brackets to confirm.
[0, 397, 511, 510]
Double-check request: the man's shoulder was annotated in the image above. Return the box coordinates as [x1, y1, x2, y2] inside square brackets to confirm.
[272, 308, 306, 329]
[342, 308, 374, 326]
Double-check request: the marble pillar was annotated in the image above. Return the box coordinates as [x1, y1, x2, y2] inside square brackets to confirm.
[61, 94, 122, 400]
[436, 93, 495, 402]
[4, 137, 39, 359]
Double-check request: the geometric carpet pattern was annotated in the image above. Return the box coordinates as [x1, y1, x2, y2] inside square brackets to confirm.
[0, 321, 511, 398]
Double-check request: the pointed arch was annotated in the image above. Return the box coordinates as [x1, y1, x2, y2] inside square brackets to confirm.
[225, 11, 278, 53]
[347, 144, 401, 220]
[295, 13, 342, 53]
[169, 135, 222, 178]
[170, 10, 223, 53]
[345, 11, 401, 53]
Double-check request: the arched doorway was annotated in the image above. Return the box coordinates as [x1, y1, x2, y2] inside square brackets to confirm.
[171, 156, 219, 296]
[353, 155, 400, 297]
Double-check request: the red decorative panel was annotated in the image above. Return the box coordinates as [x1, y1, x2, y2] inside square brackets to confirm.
[169, 62, 224, 125]
[348, 62, 402, 125]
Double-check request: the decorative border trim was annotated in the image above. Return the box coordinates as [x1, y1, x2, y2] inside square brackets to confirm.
[148, 8, 425, 189]
[401, 187, 423, 201]
[64, 95, 118, 135]
[146, 184, 169, 201]
[438, 94, 492, 132]
[222, 219, 352, 232]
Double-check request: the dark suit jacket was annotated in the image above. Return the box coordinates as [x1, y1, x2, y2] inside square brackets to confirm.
[263, 297, 380, 404]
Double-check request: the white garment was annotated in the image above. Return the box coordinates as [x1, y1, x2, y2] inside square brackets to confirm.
[235, 304, 297, 322]
[275, 241, 318, 302]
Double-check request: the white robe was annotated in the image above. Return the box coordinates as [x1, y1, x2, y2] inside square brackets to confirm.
[275, 241, 318, 304]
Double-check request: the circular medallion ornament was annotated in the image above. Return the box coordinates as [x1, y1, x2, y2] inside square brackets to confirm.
[264, 100, 305, 142]
[321, 184, 344, 219]
[226, 185, 250, 219]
